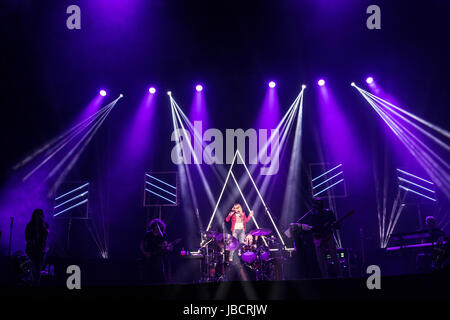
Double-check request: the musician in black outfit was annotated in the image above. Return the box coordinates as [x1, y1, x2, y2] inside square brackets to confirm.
[25, 209, 49, 285]
[416, 216, 447, 272]
[140, 218, 173, 284]
[288, 222, 320, 279]
[424, 216, 445, 242]
[310, 198, 342, 278]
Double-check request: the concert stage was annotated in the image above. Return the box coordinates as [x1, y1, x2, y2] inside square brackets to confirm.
[1, 254, 449, 301]
[1, 1, 449, 306]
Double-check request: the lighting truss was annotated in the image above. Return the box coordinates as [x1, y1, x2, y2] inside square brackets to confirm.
[53, 182, 89, 218]
[144, 172, 178, 207]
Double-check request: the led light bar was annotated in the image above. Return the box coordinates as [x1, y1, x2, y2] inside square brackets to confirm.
[398, 177, 435, 194]
[145, 188, 176, 204]
[54, 191, 88, 209]
[146, 173, 177, 189]
[311, 164, 345, 198]
[55, 182, 89, 200]
[312, 171, 343, 190]
[145, 181, 177, 197]
[397, 169, 436, 202]
[54, 199, 88, 217]
[54, 182, 89, 218]
[311, 164, 342, 182]
[386, 241, 446, 251]
[399, 186, 437, 202]
[144, 172, 178, 207]
[313, 179, 344, 197]
[397, 169, 434, 185]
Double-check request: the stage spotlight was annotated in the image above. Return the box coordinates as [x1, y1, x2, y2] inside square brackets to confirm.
[195, 84, 203, 92]
[302, 84, 306, 89]
[119, 94, 123, 98]
[99, 90, 107, 96]
[149, 87, 156, 94]
[167, 91, 172, 96]
[351, 82, 356, 87]
[268, 81, 276, 88]
[318, 79, 325, 86]
[366, 77, 374, 84]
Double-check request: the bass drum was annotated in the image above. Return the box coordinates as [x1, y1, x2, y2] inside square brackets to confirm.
[240, 245, 257, 263]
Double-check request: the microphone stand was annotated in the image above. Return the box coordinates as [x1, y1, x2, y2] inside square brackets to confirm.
[221, 221, 226, 281]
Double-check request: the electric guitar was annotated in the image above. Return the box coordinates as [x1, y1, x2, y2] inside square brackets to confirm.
[313, 210, 355, 247]
[162, 238, 182, 251]
[145, 238, 182, 258]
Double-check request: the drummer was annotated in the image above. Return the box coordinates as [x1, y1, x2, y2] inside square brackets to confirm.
[244, 234, 255, 248]
[243, 234, 260, 249]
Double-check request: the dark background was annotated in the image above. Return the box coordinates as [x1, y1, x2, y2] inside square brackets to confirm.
[0, 0, 449, 280]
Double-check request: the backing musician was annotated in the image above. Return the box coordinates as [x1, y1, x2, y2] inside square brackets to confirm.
[310, 198, 342, 278]
[424, 216, 445, 243]
[140, 218, 173, 283]
[417, 215, 447, 271]
[25, 209, 49, 286]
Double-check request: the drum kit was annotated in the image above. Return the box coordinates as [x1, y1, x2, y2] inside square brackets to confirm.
[199, 228, 286, 282]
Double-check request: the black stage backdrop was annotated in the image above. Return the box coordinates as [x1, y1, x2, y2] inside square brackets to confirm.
[0, 0, 449, 282]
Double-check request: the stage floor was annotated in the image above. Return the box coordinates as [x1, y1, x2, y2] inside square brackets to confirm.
[1, 272, 449, 300]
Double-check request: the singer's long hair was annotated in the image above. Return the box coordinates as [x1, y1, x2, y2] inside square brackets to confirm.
[29, 209, 44, 226]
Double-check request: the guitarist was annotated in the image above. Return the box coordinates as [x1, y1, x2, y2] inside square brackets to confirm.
[310, 198, 342, 278]
[140, 218, 173, 284]
[25, 209, 49, 286]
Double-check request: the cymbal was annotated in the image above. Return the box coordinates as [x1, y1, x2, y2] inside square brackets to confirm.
[216, 233, 239, 251]
[249, 228, 272, 236]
